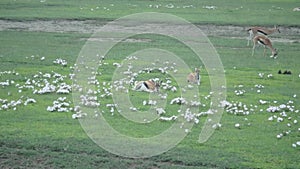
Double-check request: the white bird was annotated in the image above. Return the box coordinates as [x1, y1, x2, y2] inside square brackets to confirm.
[277, 117, 284, 122]
[158, 115, 177, 121]
[156, 108, 166, 115]
[235, 123, 241, 129]
[259, 100, 268, 104]
[170, 97, 187, 105]
[268, 116, 274, 121]
[212, 123, 222, 129]
[277, 133, 283, 139]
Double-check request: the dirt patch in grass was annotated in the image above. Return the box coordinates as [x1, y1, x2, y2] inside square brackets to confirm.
[0, 19, 299, 43]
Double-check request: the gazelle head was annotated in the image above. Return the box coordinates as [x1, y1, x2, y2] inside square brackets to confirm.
[271, 48, 278, 58]
[154, 80, 162, 92]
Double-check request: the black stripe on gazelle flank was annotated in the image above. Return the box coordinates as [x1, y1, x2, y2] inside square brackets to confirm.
[143, 81, 149, 89]
[133, 79, 160, 92]
[258, 38, 266, 45]
[257, 29, 268, 35]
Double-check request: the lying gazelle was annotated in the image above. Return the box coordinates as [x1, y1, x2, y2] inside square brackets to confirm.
[247, 25, 280, 46]
[187, 68, 201, 85]
[133, 79, 161, 92]
[252, 35, 278, 58]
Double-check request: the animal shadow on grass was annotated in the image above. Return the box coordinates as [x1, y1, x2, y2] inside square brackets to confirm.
[278, 70, 292, 75]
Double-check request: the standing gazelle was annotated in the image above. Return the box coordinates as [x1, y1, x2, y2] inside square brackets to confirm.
[187, 68, 201, 85]
[247, 25, 280, 46]
[252, 35, 278, 58]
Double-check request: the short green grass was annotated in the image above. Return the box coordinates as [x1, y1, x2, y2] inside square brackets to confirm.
[1, 30, 299, 169]
[1, 0, 300, 168]
[0, 0, 300, 26]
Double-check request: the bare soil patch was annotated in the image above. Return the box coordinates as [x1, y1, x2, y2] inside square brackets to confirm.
[0, 19, 299, 43]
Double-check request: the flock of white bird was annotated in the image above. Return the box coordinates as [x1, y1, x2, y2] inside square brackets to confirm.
[78, 3, 197, 12]
[77, 2, 300, 16]
[0, 54, 299, 149]
[47, 97, 71, 112]
[76, 2, 300, 19]
[222, 75, 299, 148]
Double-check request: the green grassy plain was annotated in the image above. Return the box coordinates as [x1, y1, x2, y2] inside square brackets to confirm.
[0, 0, 300, 169]
[0, 0, 300, 26]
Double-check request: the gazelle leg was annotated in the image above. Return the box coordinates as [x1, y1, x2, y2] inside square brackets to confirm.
[247, 32, 253, 46]
[252, 43, 256, 56]
[247, 36, 250, 46]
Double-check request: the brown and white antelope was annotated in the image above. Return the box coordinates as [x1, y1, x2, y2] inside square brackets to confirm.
[187, 68, 201, 85]
[133, 79, 161, 92]
[247, 25, 280, 46]
[252, 35, 278, 58]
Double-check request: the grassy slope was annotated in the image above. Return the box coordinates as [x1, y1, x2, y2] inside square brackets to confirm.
[0, 0, 300, 169]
